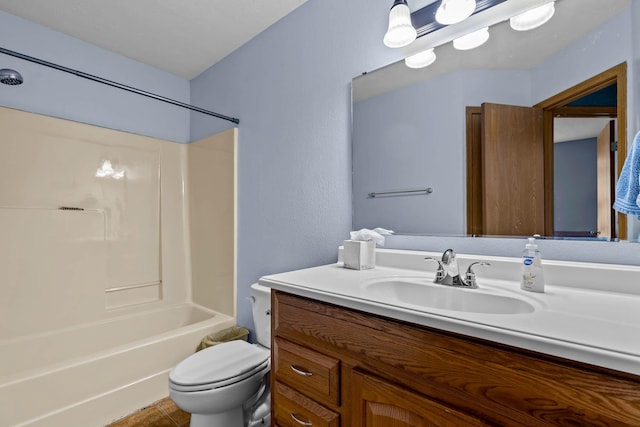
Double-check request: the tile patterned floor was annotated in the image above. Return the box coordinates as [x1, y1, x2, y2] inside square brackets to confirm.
[107, 397, 190, 427]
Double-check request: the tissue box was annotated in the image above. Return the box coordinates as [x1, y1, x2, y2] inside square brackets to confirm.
[343, 240, 375, 270]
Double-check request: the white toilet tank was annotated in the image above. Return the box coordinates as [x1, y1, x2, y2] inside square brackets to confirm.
[250, 283, 271, 348]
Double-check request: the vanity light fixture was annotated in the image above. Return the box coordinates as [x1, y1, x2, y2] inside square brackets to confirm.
[509, 1, 555, 31]
[405, 48, 437, 68]
[453, 27, 490, 50]
[400, 0, 556, 68]
[383, 0, 417, 48]
[435, 0, 477, 25]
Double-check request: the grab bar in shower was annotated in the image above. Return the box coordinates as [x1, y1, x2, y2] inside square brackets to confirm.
[368, 187, 433, 198]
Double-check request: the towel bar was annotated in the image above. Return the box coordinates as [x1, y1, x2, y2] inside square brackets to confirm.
[368, 187, 433, 198]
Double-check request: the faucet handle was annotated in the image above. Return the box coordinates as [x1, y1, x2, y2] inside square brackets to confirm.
[464, 262, 491, 288]
[424, 257, 445, 281]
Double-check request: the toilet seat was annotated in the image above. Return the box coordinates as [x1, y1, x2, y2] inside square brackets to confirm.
[169, 340, 270, 392]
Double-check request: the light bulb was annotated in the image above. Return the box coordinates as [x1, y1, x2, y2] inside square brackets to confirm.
[435, 0, 476, 25]
[405, 49, 437, 68]
[383, 0, 417, 48]
[510, 2, 555, 31]
[453, 27, 490, 50]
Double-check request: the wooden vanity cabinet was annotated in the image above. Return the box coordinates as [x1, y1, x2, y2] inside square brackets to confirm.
[351, 369, 484, 426]
[271, 290, 640, 426]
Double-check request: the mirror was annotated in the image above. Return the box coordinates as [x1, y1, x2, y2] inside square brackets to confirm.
[352, 0, 636, 240]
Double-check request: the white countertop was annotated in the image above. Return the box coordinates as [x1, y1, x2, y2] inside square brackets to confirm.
[260, 249, 640, 376]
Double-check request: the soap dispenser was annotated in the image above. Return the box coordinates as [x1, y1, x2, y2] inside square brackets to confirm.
[520, 237, 545, 293]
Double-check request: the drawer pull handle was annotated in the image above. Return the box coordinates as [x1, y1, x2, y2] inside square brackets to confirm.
[291, 413, 313, 426]
[290, 364, 313, 376]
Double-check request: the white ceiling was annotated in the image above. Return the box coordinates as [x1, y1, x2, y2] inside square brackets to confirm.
[554, 117, 614, 143]
[0, 0, 308, 80]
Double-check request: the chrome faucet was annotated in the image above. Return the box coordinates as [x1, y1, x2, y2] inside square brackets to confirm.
[425, 249, 490, 289]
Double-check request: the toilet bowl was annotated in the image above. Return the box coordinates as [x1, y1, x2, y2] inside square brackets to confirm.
[169, 283, 272, 427]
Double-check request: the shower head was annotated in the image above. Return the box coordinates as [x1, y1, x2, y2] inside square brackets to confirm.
[0, 68, 23, 85]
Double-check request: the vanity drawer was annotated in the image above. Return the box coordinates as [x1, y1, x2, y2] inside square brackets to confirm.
[274, 381, 340, 427]
[274, 337, 340, 406]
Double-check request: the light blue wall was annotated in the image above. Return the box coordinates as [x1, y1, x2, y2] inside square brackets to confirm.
[0, 1, 401, 335]
[554, 138, 597, 234]
[3, 1, 640, 336]
[0, 11, 191, 142]
[190, 0, 402, 331]
[530, 10, 633, 106]
[188, 0, 640, 332]
[353, 69, 531, 234]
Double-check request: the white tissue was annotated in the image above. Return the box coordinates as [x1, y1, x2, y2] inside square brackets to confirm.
[350, 228, 394, 247]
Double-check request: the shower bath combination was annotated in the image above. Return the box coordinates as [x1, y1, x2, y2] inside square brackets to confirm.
[0, 68, 23, 85]
[0, 44, 240, 425]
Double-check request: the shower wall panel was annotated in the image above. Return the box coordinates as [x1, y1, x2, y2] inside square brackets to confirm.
[0, 106, 166, 339]
[188, 128, 237, 316]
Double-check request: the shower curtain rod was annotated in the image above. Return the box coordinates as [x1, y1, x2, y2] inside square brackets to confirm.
[0, 46, 239, 125]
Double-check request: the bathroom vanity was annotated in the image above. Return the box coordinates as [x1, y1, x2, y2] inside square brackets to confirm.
[260, 249, 640, 426]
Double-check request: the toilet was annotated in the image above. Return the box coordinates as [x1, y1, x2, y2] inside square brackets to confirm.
[169, 283, 272, 427]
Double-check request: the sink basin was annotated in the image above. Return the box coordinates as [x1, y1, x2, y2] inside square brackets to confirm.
[364, 277, 536, 315]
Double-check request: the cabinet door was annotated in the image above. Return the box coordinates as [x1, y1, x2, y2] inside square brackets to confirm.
[351, 370, 484, 427]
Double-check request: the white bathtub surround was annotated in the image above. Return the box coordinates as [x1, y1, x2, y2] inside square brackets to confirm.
[187, 129, 237, 315]
[260, 248, 640, 376]
[0, 107, 238, 426]
[0, 303, 235, 427]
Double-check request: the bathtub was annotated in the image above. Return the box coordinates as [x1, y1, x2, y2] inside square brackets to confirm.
[0, 303, 236, 427]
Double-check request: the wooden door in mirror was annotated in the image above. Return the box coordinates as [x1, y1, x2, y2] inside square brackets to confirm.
[466, 103, 546, 236]
[467, 63, 627, 240]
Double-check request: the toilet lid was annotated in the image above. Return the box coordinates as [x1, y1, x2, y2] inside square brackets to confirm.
[169, 340, 269, 388]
